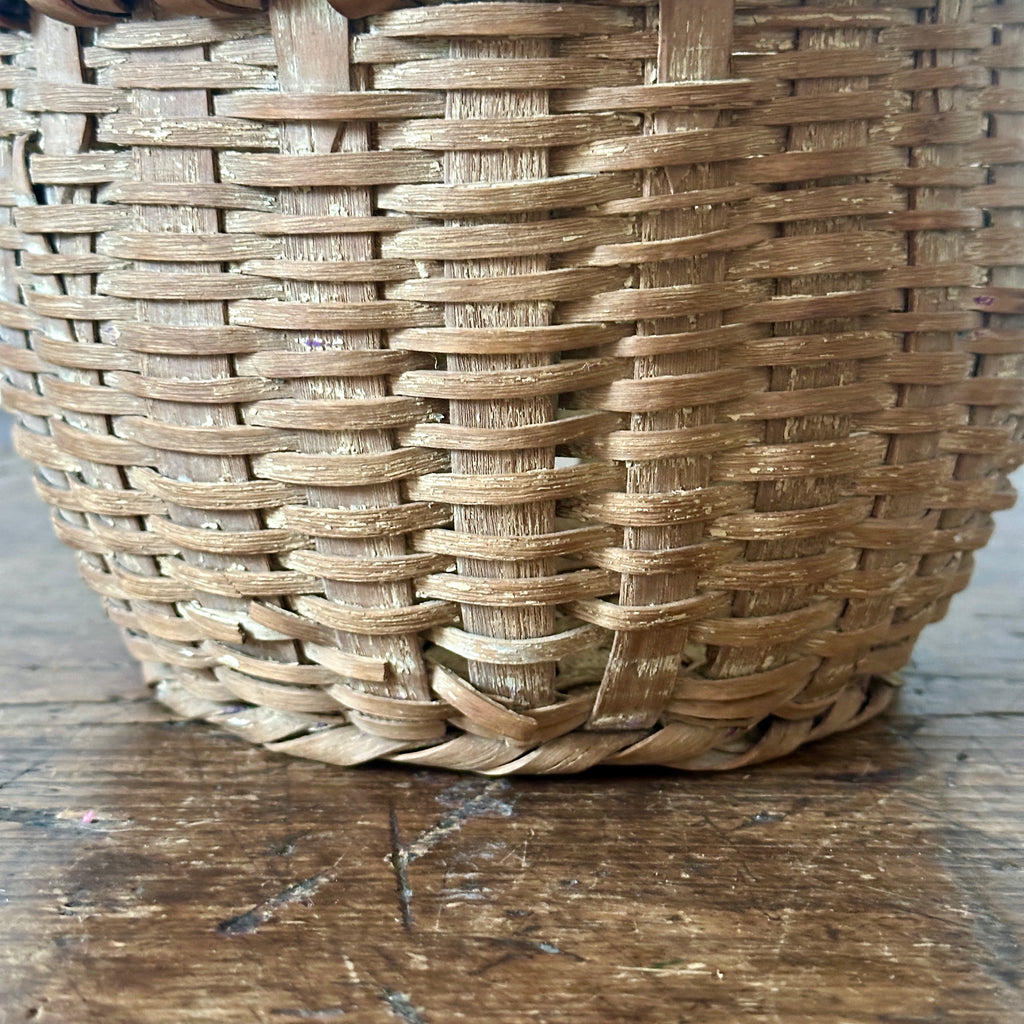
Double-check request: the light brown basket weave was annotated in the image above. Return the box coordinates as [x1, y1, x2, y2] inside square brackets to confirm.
[1, 0, 1023, 773]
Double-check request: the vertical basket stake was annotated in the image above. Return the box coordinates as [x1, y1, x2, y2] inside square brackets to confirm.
[589, 0, 737, 730]
[267, 0, 432, 701]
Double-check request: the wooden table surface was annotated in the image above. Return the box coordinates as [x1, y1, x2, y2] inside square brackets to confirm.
[1, 436, 1022, 1024]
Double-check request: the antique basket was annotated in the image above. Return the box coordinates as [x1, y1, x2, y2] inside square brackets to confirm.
[1, 0, 1022, 773]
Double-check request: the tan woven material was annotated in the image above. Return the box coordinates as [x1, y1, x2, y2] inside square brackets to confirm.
[1, 0, 1022, 773]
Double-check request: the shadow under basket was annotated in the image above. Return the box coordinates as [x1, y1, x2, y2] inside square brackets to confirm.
[1, 0, 1023, 774]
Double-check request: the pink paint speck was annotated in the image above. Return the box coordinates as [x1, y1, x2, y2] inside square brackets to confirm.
[80, 809, 96, 825]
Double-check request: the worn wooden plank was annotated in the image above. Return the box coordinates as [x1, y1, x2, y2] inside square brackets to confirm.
[0, 444, 1021, 1022]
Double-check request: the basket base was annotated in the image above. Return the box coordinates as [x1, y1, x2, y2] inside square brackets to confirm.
[152, 674, 902, 776]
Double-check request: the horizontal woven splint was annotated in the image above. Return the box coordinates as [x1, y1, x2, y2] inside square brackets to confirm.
[1, 0, 1022, 773]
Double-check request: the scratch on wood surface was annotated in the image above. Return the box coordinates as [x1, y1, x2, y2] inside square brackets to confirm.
[265, 832, 311, 857]
[387, 780, 516, 929]
[381, 988, 428, 1024]
[270, 1008, 347, 1019]
[0, 760, 46, 791]
[406, 780, 516, 861]
[388, 807, 414, 930]
[470, 934, 587, 976]
[217, 871, 335, 936]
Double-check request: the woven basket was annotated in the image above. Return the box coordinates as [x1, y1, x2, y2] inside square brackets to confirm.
[2, 0, 1022, 774]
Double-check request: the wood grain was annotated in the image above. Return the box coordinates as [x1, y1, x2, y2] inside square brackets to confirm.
[0, 442, 1021, 1023]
